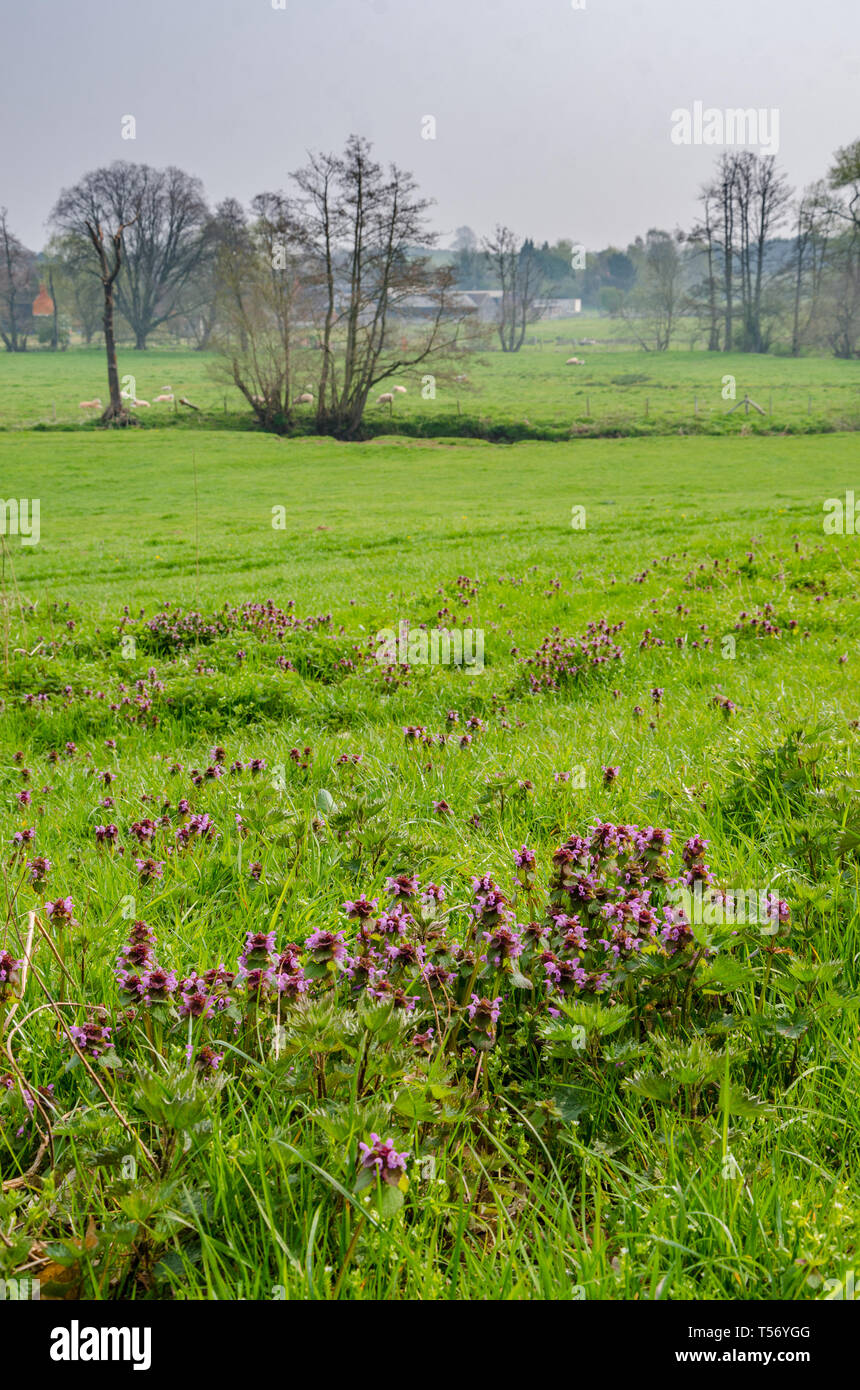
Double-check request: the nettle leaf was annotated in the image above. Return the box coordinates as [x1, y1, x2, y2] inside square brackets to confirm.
[375, 1180, 406, 1218]
[697, 957, 755, 993]
[314, 788, 338, 817]
[552, 1086, 589, 1123]
[393, 1089, 437, 1122]
[720, 1085, 773, 1118]
[625, 1073, 676, 1103]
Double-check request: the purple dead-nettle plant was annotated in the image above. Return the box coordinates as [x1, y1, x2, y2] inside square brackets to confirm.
[69, 1020, 113, 1059]
[357, 1133, 409, 1187]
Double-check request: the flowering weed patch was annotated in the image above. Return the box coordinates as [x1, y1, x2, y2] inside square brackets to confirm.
[0, 431, 859, 1300]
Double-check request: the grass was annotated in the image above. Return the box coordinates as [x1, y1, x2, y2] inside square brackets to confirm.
[2, 323, 859, 440]
[0, 427, 859, 1301]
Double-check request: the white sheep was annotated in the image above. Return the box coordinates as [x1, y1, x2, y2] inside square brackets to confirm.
[392, 385, 407, 394]
[133, 398, 151, 407]
[292, 392, 314, 405]
[153, 393, 174, 404]
[377, 392, 394, 405]
[78, 398, 102, 409]
[565, 357, 585, 366]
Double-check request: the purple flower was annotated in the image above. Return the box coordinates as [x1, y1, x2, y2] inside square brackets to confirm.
[139, 967, 178, 1004]
[358, 1133, 409, 1185]
[69, 1021, 112, 1058]
[385, 873, 419, 900]
[467, 994, 502, 1026]
[45, 896, 76, 924]
[0, 950, 23, 999]
[343, 894, 379, 920]
[135, 858, 164, 882]
[305, 929, 347, 963]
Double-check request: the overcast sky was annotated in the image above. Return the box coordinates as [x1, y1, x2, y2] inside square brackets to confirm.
[2, 0, 858, 251]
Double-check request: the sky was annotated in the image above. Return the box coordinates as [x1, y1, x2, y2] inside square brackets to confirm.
[2, 0, 858, 252]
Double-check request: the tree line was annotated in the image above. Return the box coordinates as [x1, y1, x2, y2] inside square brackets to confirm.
[0, 134, 858, 432]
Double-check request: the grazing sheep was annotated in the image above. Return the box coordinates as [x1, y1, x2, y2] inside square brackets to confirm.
[133, 398, 151, 408]
[153, 393, 174, 404]
[377, 392, 394, 405]
[565, 356, 585, 366]
[392, 385, 407, 394]
[78, 398, 102, 409]
[250, 394, 266, 406]
[292, 392, 314, 405]
[454, 374, 470, 383]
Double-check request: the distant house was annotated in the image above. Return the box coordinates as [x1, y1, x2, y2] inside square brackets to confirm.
[534, 298, 582, 318]
[392, 290, 502, 322]
[391, 291, 581, 323]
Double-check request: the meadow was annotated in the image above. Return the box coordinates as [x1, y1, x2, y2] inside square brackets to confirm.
[2, 318, 859, 440]
[1, 411, 859, 1303]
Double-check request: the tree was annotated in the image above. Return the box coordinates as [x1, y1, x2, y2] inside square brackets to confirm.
[824, 139, 860, 358]
[687, 189, 722, 349]
[51, 170, 141, 423]
[213, 192, 310, 430]
[450, 226, 484, 287]
[482, 225, 542, 351]
[45, 232, 104, 345]
[294, 135, 477, 435]
[0, 210, 35, 352]
[620, 229, 683, 350]
[54, 162, 208, 350]
[785, 184, 833, 355]
[112, 164, 209, 348]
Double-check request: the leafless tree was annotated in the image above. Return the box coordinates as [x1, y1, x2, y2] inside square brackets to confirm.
[823, 139, 860, 358]
[482, 225, 542, 352]
[620, 229, 683, 351]
[0, 210, 35, 352]
[51, 171, 140, 422]
[687, 190, 721, 349]
[213, 192, 313, 430]
[294, 135, 478, 435]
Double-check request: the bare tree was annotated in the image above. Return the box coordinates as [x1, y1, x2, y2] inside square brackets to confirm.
[784, 184, 833, 355]
[687, 190, 721, 349]
[114, 164, 208, 348]
[294, 135, 477, 435]
[482, 226, 543, 351]
[620, 229, 683, 351]
[824, 139, 860, 358]
[0, 210, 35, 352]
[51, 171, 140, 423]
[213, 193, 311, 430]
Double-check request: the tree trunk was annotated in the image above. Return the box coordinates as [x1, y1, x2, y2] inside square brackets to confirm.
[49, 268, 59, 350]
[101, 282, 131, 424]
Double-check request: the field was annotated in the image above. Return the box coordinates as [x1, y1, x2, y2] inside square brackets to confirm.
[2, 323, 860, 440]
[1, 414, 859, 1302]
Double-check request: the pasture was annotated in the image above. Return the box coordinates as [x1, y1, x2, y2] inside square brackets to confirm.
[1, 420, 859, 1300]
[1, 324, 859, 439]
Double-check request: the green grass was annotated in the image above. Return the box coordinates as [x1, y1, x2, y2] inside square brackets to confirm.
[0, 428, 859, 1300]
[2, 326, 859, 439]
